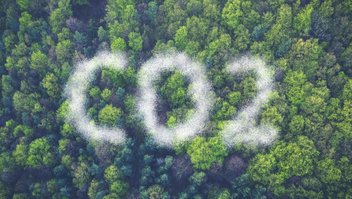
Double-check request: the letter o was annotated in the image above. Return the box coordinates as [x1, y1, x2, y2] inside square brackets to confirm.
[137, 53, 214, 146]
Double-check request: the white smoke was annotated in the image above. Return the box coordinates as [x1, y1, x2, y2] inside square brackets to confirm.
[221, 56, 278, 147]
[137, 53, 215, 147]
[64, 51, 277, 148]
[64, 51, 127, 144]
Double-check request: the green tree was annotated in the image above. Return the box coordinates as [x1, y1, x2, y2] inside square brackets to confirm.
[49, 0, 72, 34]
[317, 158, 342, 184]
[294, 4, 313, 36]
[157, 0, 187, 38]
[341, 43, 352, 70]
[98, 104, 122, 126]
[30, 50, 48, 75]
[248, 136, 319, 196]
[106, 0, 138, 39]
[101, 88, 112, 102]
[222, 0, 242, 30]
[13, 125, 33, 137]
[18, 11, 32, 31]
[42, 73, 60, 99]
[104, 165, 122, 183]
[233, 25, 250, 52]
[260, 106, 283, 130]
[13, 142, 27, 167]
[189, 171, 206, 188]
[111, 37, 126, 52]
[187, 136, 228, 170]
[289, 115, 305, 135]
[289, 39, 323, 79]
[89, 87, 100, 99]
[109, 181, 128, 198]
[222, 0, 259, 31]
[338, 157, 352, 185]
[160, 72, 190, 109]
[147, 185, 169, 199]
[104, 165, 128, 198]
[212, 99, 236, 121]
[88, 179, 100, 199]
[342, 79, 352, 101]
[227, 91, 241, 105]
[13, 91, 41, 113]
[175, 26, 188, 49]
[284, 70, 309, 106]
[56, 39, 73, 63]
[73, 162, 90, 190]
[128, 32, 143, 51]
[27, 137, 54, 168]
[16, 0, 29, 10]
[265, 4, 293, 57]
[203, 33, 232, 64]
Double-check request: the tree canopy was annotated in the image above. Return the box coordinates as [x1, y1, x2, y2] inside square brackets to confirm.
[0, 0, 351, 198]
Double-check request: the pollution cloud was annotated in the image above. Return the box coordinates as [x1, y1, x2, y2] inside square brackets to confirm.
[64, 51, 277, 148]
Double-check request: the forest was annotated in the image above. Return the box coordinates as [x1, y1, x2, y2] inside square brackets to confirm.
[0, 0, 352, 198]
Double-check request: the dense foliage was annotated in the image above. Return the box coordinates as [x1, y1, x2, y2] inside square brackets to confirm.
[0, 0, 351, 198]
